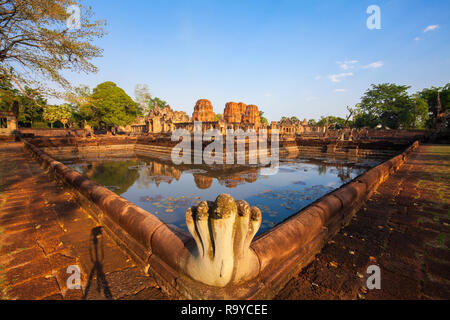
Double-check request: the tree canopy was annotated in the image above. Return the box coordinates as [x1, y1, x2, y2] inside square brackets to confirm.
[316, 116, 348, 129]
[353, 83, 429, 129]
[43, 104, 72, 128]
[0, 0, 105, 98]
[79, 81, 138, 128]
[149, 96, 167, 110]
[418, 84, 450, 128]
[259, 111, 269, 124]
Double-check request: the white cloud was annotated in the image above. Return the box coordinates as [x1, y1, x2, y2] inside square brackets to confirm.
[363, 61, 383, 69]
[333, 89, 347, 93]
[424, 25, 439, 32]
[314, 75, 322, 80]
[337, 60, 358, 70]
[305, 96, 318, 101]
[414, 37, 420, 41]
[328, 72, 353, 83]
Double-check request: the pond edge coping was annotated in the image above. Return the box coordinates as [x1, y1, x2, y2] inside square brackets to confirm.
[22, 139, 419, 299]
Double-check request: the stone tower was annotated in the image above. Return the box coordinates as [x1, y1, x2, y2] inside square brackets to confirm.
[192, 99, 215, 122]
[223, 102, 243, 123]
[243, 104, 261, 126]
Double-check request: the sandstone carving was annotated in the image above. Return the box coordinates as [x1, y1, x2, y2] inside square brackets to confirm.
[238, 102, 247, 115]
[184, 194, 261, 287]
[192, 99, 215, 122]
[243, 104, 261, 125]
[224, 102, 243, 123]
[147, 105, 190, 133]
[128, 97, 323, 136]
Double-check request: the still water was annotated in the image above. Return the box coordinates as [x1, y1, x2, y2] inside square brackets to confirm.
[66, 156, 382, 235]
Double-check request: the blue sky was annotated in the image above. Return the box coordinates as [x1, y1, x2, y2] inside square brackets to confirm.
[64, 0, 450, 121]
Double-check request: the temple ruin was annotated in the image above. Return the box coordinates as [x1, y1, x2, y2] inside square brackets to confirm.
[130, 99, 324, 136]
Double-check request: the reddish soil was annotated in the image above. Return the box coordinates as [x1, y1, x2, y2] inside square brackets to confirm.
[0, 142, 168, 300]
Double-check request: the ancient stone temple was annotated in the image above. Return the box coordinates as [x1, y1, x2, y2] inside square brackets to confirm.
[224, 102, 244, 123]
[223, 102, 261, 128]
[0, 111, 18, 137]
[238, 102, 247, 115]
[130, 97, 321, 136]
[131, 105, 190, 134]
[277, 117, 325, 135]
[192, 99, 215, 122]
[242, 104, 261, 126]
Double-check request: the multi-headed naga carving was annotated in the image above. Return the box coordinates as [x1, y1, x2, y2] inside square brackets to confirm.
[184, 194, 262, 287]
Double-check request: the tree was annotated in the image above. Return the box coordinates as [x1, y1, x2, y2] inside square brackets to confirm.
[0, 0, 105, 99]
[79, 81, 138, 128]
[64, 84, 92, 128]
[58, 104, 73, 128]
[408, 94, 429, 129]
[0, 78, 49, 127]
[0, 77, 19, 111]
[357, 83, 416, 129]
[259, 111, 269, 124]
[17, 87, 46, 127]
[308, 119, 317, 126]
[134, 84, 152, 115]
[149, 97, 167, 110]
[418, 84, 449, 128]
[317, 116, 347, 129]
[43, 105, 60, 128]
[215, 113, 222, 121]
[65, 84, 92, 107]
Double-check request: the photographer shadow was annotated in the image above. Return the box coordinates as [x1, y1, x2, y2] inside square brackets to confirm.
[83, 226, 113, 300]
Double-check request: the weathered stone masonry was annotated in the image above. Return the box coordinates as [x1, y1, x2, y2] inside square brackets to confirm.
[22, 137, 419, 299]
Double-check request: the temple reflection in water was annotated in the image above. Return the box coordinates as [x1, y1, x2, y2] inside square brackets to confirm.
[67, 154, 380, 234]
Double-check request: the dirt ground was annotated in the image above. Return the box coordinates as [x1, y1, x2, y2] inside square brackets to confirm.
[0, 142, 167, 299]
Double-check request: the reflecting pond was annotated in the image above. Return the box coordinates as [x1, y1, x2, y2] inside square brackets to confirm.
[66, 156, 383, 235]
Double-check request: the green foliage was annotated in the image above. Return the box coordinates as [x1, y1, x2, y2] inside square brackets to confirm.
[42, 105, 61, 128]
[259, 111, 269, 124]
[81, 161, 139, 195]
[0, 78, 47, 127]
[215, 113, 223, 121]
[409, 94, 429, 129]
[316, 116, 348, 129]
[148, 97, 167, 110]
[261, 117, 269, 125]
[354, 83, 430, 129]
[17, 88, 46, 127]
[42, 104, 73, 128]
[79, 82, 138, 128]
[418, 84, 450, 128]
[0, 78, 19, 111]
